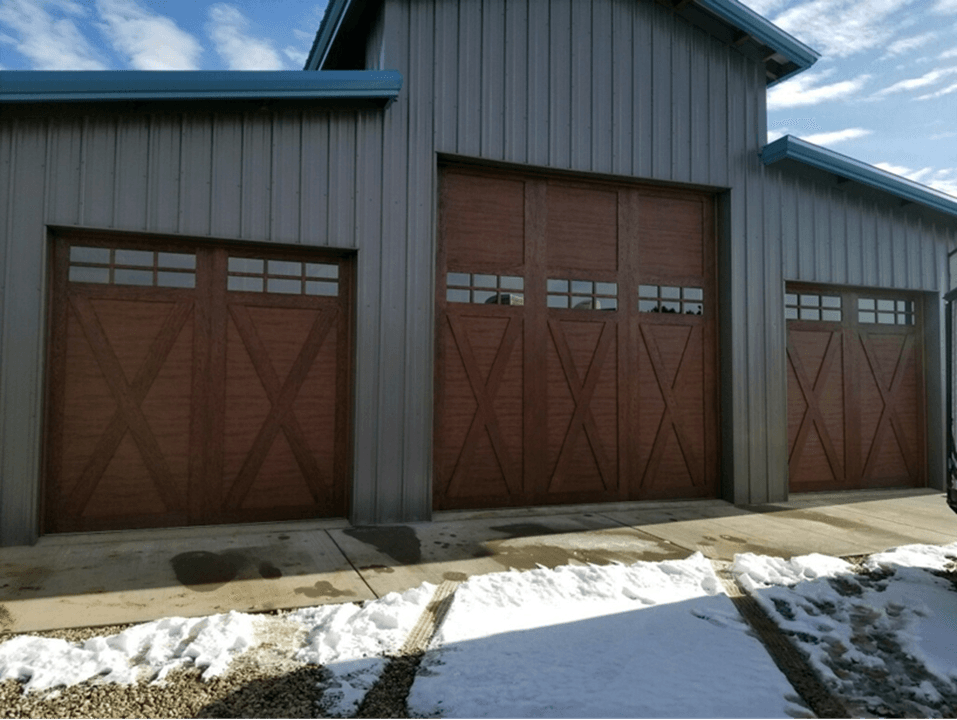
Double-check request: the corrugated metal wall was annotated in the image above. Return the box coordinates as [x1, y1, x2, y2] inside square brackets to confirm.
[2, 0, 957, 544]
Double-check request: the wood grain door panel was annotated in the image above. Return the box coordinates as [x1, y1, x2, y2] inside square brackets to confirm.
[435, 165, 718, 509]
[44, 235, 353, 532]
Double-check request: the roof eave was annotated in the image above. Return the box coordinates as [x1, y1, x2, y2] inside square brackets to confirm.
[693, 0, 819, 84]
[0, 70, 402, 106]
[305, 0, 353, 70]
[761, 135, 957, 220]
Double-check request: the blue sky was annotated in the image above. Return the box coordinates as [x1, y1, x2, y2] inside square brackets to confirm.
[1, 0, 955, 198]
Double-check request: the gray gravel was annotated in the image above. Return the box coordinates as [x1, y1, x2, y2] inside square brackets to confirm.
[0, 612, 414, 719]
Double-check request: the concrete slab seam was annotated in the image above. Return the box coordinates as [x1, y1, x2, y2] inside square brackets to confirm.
[322, 530, 380, 599]
[709, 559, 849, 719]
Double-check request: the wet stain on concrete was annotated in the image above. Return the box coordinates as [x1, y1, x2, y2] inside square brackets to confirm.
[258, 561, 283, 579]
[358, 564, 395, 573]
[442, 571, 468, 582]
[343, 526, 421, 565]
[294, 580, 356, 599]
[170, 551, 245, 591]
[0, 604, 12, 632]
[720, 535, 747, 544]
[489, 523, 567, 540]
[277, 535, 291, 540]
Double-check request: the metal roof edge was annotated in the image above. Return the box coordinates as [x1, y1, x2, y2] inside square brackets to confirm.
[695, 0, 819, 83]
[761, 135, 957, 221]
[304, 0, 353, 70]
[0, 70, 401, 104]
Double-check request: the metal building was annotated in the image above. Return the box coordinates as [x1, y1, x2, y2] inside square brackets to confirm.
[2, 0, 957, 546]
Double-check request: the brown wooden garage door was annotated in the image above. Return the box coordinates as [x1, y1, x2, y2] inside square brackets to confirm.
[434, 166, 718, 509]
[786, 284, 925, 492]
[44, 232, 352, 532]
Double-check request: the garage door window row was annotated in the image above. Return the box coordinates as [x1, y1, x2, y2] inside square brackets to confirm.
[858, 297, 915, 326]
[638, 285, 703, 315]
[446, 272, 525, 305]
[784, 292, 842, 322]
[226, 256, 339, 296]
[546, 278, 618, 310]
[68, 245, 197, 288]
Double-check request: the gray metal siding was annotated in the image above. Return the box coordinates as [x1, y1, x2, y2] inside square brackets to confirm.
[3, 0, 957, 544]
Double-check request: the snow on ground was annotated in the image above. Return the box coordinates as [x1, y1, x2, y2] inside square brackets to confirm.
[3, 544, 957, 718]
[733, 542, 957, 718]
[407, 553, 809, 719]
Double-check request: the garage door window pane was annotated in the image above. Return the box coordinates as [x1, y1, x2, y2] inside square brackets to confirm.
[640, 285, 705, 315]
[69, 245, 196, 288]
[69, 266, 110, 284]
[786, 292, 840, 322]
[114, 269, 153, 286]
[548, 277, 617, 311]
[447, 272, 524, 305]
[858, 296, 916, 325]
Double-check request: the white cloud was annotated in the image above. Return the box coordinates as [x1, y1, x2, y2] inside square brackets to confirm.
[941, 48, 957, 59]
[930, 131, 957, 140]
[207, 4, 285, 70]
[932, 0, 957, 13]
[882, 31, 937, 58]
[96, 0, 202, 70]
[800, 127, 872, 145]
[875, 162, 957, 198]
[0, 0, 107, 69]
[874, 66, 957, 96]
[768, 70, 871, 109]
[770, 0, 922, 58]
[916, 81, 957, 99]
[284, 46, 308, 67]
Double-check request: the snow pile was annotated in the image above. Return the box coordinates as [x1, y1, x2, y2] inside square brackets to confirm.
[289, 583, 435, 716]
[733, 546, 957, 717]
[0, 611, 261, 692]
[409, 553, 807, 719]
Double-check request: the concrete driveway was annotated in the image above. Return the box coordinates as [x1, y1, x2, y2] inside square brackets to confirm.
[1, 488, 954, 634]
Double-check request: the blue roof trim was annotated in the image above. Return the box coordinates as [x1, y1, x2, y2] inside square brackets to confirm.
[762, 135, 957, 220]
[305, 0, 352, 71]
[696, 0, 819, 85]
[0, 70, 402, 104]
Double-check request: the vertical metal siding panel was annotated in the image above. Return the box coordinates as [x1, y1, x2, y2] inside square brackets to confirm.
[456, 1, 482, 157]
[526, 0, 550, 166]
[782, 172, 799, 279]
[860, 207, 878, 285]
[611, 0, 633, 177]
[689, 32, 710, 186]
[375, 1, 411, 522]
[403, 0, 437, 520]
[82, 116, 117, 228]
[846, 195, 863, 286]
[208, 115, 243, 239]
[46, 121, 83, 226]
[147, 115, 182, 235]
[0, 122, 13, 539]
[814, 184, 829, 283]
[876, 207, 892, 288]
[569, 0, 591, 170]
[549, 0, 571, 168]
[1, 120, 46, 545]
[726, 54, 750, 502]
[671, 17, 692, 183]
[481, 0, 506, 159]
[300, 114, 330, 246]
[240, 115, 271, 241]
[742, 59, 768, 502]
[270, 114, 302, 244]
[651, 9, 672, 179]
[591, 0, 612, 173]
[796, 183, 813, 280]
[707, 40, 728, 186]
[351, 112, 385, 525]
[503, 0, 528, 164]
[179, 115, 213, 237]
[433, 0, 458, 153]
[764, 168, 788, 503]
[901, 213, 917, 289]
[328, 115, 357, 249]
[829, 190, 847, 285]
[114, 118, 149, 231]
[633, 0, 653, 178]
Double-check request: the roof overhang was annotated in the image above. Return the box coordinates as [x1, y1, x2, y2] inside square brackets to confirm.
[305, 0, 819, 84]
[761, 135, 957, 221]
[0, 70, 402, 107]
